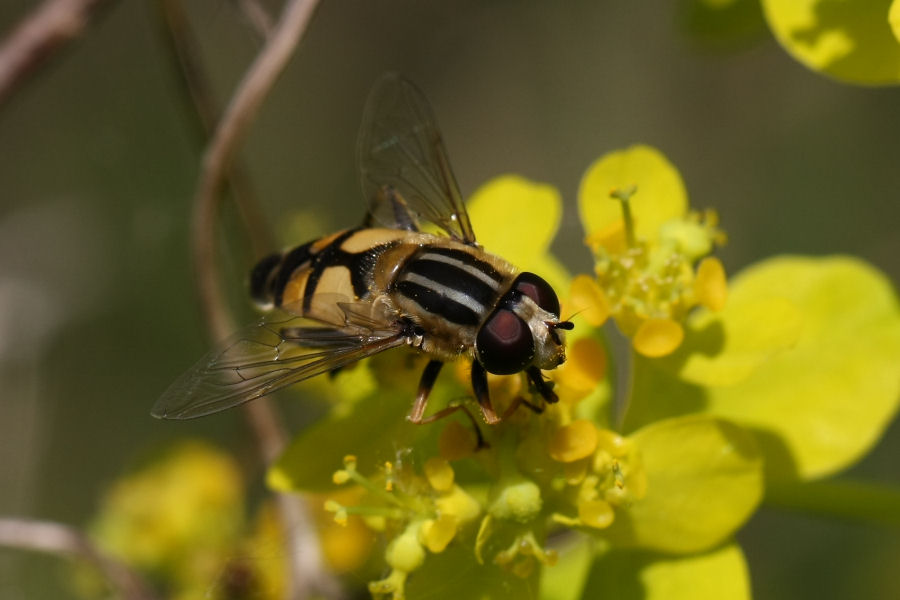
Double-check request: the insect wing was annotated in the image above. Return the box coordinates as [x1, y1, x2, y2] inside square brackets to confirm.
[357, 73, 477, 245]
[152, 308, 406, 419]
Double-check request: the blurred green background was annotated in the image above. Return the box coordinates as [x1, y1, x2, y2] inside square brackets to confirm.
[0, 0, 898, 598]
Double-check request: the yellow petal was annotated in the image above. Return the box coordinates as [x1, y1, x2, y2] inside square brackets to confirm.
[703, 256, 900, 480]
[607, 415, 763, 553]
[628, 256, 900, 483]
[548, 420, 600, 463]
[582, 543, 751, 600]
[579, 145, 688, 243]
[553, 337, 608, 395]
[649, 295, 802, 387]
[568, 275, 611, 326]
[578, 499, 615, 529]
[421, 515, 458, 553]
[892, 0, 900, 43]
[694, 256, 728, 311]
[467, 175, 561, 268]
[633, 318, 684, 357]
[424, 457, 455, 492]
[761, 0, 900, 84]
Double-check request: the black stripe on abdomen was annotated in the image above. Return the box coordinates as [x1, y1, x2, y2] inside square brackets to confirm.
[270, 241, 316, 307]
[393, 246, 505, 326]
[404, 256, 498, 308]
[419, 247, 503, 282]
[395, 280, 481, 326]
[250, 252, 284, 305]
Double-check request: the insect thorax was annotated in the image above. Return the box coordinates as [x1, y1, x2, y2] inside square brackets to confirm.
[387, 236, 517, 360]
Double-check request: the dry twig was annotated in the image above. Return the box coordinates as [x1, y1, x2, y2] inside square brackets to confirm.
[187, 0, 338, 598]
[238, 0, 276, 39]
[0, 517, 156, 600]
[157, 0, 275, 261]
[0, 0, 114, 108]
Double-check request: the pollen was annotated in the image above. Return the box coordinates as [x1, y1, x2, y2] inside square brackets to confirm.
[548, 420, 600, 463]
[424, 457, 455, 492]
[695, 256, 728, 311]
[633, 318, 684, 357]
[384, 461, 394, 492]
[324, 500, 348, 526]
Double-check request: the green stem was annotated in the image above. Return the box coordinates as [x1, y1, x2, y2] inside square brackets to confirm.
[610, 185, 638, 248]
[765, 479, 900, 527]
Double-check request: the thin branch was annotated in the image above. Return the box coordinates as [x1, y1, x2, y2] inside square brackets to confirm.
[192, 0, 320, 341]
[187, 0, 339, 598]
[0, 0, 114, 109]
[157, 0, 275, 260]
[0, 517, 157, 600]
[238, 0, 276, 39]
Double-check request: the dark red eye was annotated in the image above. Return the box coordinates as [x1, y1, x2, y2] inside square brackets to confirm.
[514, 272, 561, 317]
[475, 309, 535, 375]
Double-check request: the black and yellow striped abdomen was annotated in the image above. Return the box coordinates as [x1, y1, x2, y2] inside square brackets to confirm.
[251, 228, 408, 316]
[250, 227, 519, 360]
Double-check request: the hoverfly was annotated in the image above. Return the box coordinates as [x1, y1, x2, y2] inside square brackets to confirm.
[153, 74, 573, 426]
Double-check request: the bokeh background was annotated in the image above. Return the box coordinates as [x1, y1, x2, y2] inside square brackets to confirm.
[0, 1, 898, 598]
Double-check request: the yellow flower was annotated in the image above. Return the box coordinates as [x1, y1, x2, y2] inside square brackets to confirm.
[578, 146, 727, 356]
[761, 0, 900, 85]
[267, 162, 900, 600]
[90, 441, 244, 578]
[322, 454, 482, 599]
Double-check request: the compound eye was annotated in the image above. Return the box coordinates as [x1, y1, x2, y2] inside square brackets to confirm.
[475, 309, 535, 375]
[515, 272, 561, 317]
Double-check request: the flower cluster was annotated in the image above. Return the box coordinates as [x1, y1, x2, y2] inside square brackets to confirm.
[82, 145, 900, 600]
[81, 442, 285, 600]
[325, 454, 480, 598]
[265, 144, 899, 599]
[575, 147, 727, 357]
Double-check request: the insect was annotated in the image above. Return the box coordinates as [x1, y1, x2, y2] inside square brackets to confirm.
[153, 73, 573, 425]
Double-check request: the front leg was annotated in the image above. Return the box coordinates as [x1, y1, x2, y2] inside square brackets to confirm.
[408, 359, 487, 448]
[527, 367, 559, 404]
[470, 361, 501, 424]
[407, 359, 444, 423]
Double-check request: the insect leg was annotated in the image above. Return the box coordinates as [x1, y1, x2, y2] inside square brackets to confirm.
[489, 368, 557, 421]
[527, 367, 559, 404]
[498, 395, 545, 421]
[407, 359, 444, 423]
[408, 359, 487, 448]
[470, 361, 501, 425]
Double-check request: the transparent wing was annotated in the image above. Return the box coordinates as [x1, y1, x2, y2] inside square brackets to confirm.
[152, 304, 407, 420]
[357, 72, 477, 245]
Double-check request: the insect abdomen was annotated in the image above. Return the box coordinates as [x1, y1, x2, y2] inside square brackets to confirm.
[250, 228, 412, 313]
[249, 240, 316, 308]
